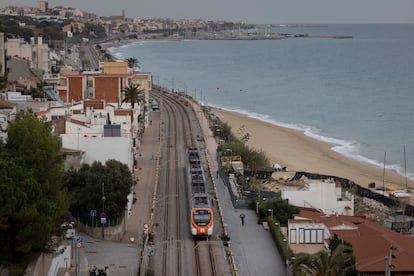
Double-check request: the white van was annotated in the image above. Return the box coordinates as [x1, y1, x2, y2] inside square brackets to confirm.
[61, 222, 75, 239]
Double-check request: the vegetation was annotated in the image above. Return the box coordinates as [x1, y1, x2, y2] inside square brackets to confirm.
[65, 160, 134, 223]
[29, 81, 48, 99]
[121, 83, 145, 109]
[212, 119, 271, 171]
[0, 111, 70, 268]
[258, 198, 299, 226]
[219, 140, 271, 171]
[81, 23, 107, 39]
[125, 57, 140, 70]
[291, 234, 357, 276]
[41, 24, 64, 47]
[0, 63, 8, 90]
[0, 15, 34, 41]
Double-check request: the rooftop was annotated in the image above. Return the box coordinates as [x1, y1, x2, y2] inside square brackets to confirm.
[296, 208, 414, 273]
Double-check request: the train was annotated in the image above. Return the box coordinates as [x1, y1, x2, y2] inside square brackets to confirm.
[188, 147, 214, 237]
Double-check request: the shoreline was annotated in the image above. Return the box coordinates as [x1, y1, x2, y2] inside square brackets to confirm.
[212, 108, 414, 195]
[101, 32, 352, 51]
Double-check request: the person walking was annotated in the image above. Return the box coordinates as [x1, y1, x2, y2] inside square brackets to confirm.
[240, 213, 246, 226]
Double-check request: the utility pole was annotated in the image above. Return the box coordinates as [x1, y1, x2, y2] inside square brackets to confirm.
[101, 182, 106, 240]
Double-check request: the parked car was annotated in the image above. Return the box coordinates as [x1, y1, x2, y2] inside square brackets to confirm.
[61, 222, 75, 239]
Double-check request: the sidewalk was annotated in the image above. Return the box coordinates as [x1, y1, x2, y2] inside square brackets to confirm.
[121, 111, 160, 243]
[191, 101, 287, 276]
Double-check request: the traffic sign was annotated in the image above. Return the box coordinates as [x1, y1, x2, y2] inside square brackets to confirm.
[76, 242, 82, 248]
[90, 209, 97, 217]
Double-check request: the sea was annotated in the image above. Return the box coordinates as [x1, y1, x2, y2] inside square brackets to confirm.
[109, 24, 414, 180]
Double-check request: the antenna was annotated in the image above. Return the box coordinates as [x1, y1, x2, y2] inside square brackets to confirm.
[404, 145, 408, 192]
[382, 151, 386, 192]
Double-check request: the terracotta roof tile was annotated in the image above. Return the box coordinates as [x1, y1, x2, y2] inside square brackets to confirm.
[297, 207, 414, 272]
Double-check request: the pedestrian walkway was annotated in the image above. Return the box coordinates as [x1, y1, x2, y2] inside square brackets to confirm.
[121, 111, 160, 243]
[191, 101, 287, 276]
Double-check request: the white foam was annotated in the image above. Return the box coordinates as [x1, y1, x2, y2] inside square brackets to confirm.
[211, 104, 414, 180]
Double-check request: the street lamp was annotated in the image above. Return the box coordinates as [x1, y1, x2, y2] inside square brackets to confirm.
[268, 208, 273, 219]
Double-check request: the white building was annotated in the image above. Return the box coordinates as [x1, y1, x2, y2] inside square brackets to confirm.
[30, 37, 50, 74]
[287, 219, 329, 245]
[282, 177, 354, 216]
[5, 38, 32, 60]
[60, 104, 135, 170]
[5, 37, 51, 74]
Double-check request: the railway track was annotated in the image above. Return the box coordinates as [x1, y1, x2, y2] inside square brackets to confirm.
[149, 86, 223, 275]
[194, 240, 218, 276]
[158, 90, 183, 275]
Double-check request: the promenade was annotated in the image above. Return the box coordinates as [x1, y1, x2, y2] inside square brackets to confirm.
[190, 100, 286, 276]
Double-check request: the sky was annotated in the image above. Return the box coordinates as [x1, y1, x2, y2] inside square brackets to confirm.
[3, 0, 414, 24]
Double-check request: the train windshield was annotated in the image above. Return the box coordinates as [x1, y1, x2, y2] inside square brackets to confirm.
[193, 210, 211, 225]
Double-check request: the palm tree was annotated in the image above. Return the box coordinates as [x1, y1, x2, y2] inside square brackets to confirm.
[292, 243, 356, 276]
[125, 57, 140, 70]
[136, 113, 145, 139]
[121, 83, 145, 109]
[137, 113, 145, 128]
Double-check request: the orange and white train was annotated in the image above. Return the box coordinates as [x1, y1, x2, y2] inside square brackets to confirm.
[188, 148, 214, 237]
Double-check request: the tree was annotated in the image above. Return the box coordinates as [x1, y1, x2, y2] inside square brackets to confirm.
[30, 81, 48, 99]
[121, 83, 145, 109]
[7, 111, 63, 188]
[292, 236, 357, 276]
[0, 15, 34, 42]
[125, 57, 140, 70]
[259, 198, 299, 225]
[65, 160, 133, 223]
[0, 111, 69, 265]
[0, 63, 8, 90]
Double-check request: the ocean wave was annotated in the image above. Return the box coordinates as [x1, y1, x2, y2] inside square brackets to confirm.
[211, 104, 414, 180]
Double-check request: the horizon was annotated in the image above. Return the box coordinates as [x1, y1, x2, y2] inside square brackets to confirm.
[2, 0, 414, 25]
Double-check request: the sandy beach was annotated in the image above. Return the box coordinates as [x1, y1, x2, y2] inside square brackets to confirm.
[212, 108, 414, 194]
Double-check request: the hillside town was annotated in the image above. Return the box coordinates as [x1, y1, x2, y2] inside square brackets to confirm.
[1, 1, 414, 276]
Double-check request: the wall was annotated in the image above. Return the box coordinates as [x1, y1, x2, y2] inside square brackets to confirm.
[95, 76, 120, 103]
[75, 215, 126, 241]
[103, 61, 128, 74]
[68, 76, 83, 102]
[61, 134, 133, 170]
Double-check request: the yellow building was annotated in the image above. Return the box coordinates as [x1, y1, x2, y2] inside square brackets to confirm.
[38, 1, 48, 12]
[102, 61, 128, 74]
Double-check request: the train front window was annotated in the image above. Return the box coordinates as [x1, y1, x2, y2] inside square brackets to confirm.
[193, 210, 211, 225]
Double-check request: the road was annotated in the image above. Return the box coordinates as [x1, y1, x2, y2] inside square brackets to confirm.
[80, 43, 100, 70]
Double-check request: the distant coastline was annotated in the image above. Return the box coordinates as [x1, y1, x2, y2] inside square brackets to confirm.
[100, 32, 352, 50]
